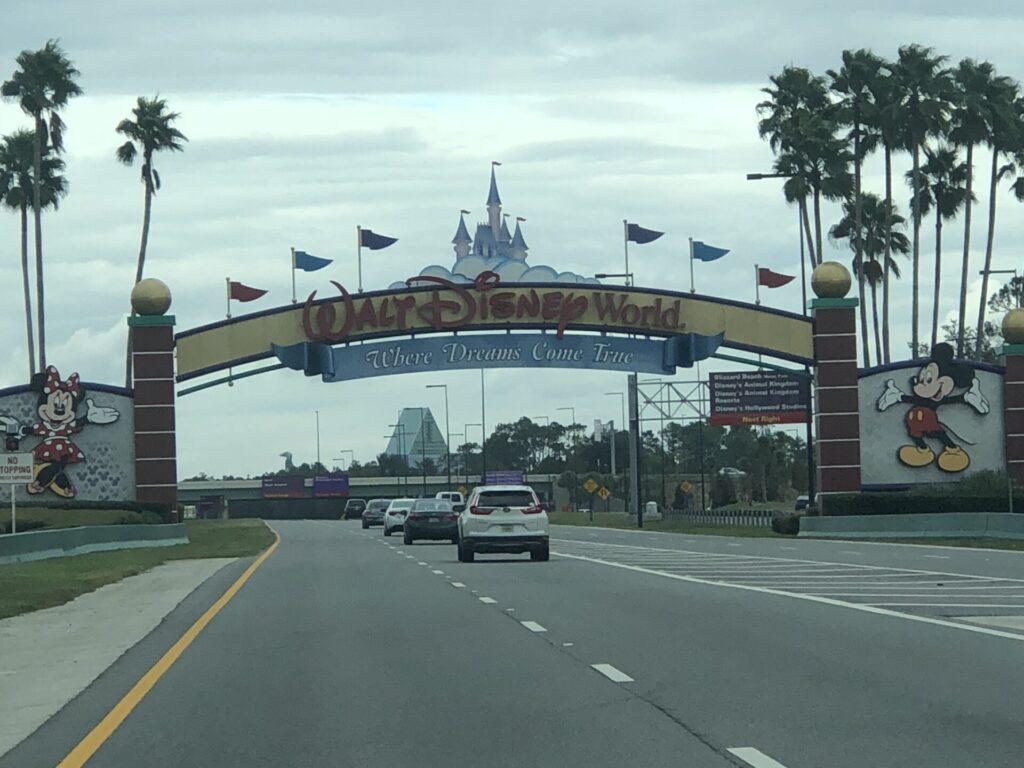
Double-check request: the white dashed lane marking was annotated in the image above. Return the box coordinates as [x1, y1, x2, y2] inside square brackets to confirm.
[591, 663, 634, 683]
[728, 747, 791, 768]
[431, 570, 444, 575]
[451, 582, 466, 588]
[520, 621, 546, 632]
[479, 597, 497, 604]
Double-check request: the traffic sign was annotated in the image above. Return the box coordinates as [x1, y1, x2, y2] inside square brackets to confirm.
[1, 453, 33, 484]
[680, 480, 693, 494]
[583, 478, 598, 494]
[597, 486, 610, 501]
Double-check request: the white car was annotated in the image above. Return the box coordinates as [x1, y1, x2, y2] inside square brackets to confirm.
[457, 485, 549, 563]
[383, 498, 415, 536]
[435, 491, 465, 511]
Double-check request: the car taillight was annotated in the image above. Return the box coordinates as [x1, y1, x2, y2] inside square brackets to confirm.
[470, 505, 491, 515]
[523, 506, 542, 514]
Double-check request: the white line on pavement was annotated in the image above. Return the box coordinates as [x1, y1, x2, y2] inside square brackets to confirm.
[417, 562, 427, 566]
[923, 555, 951, 559]
[872, 603, 1024, 608]
[728, 746, 790, 768]
[451, 582, 466, 588]
[520, 621, 547, 632]
[839, 551, 863, 555]
[432, 570, 444, 575]
[555, 551, 1024, 643]
[479, 597, 497, 604]
[591, 663, 634, 683]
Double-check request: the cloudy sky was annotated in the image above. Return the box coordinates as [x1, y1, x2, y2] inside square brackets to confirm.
[3, 1, 1024, 478]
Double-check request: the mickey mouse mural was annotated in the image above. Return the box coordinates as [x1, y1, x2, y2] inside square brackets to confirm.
[0, 366, 120, 497]
[876, 343, 990, 473]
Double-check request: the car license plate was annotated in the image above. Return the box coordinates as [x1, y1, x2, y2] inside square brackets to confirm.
[501, 525, 514, 532]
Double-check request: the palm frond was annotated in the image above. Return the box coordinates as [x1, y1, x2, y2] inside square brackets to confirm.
[116, 141, 136, 166]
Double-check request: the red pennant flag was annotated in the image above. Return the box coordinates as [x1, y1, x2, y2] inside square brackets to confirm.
[229, 281, 268, 302]
[757, 267, 795, 289]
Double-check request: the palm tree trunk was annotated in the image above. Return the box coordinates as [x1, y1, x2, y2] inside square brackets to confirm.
[871, 279, 882, 364]
[932, 215, 942, 350]
[958, 143, 975, 357]
[976, 147, 1000, 356]
[813, 186, 824, 267]
[882, 147, 893, 363]
[125, 170, 154, 389]
[32, 116, 45, 373]
[801, 199, 816, 266]
[853, 126, 870, 367]
[911, 145, 922, 355]
[20, 204, 35, 380]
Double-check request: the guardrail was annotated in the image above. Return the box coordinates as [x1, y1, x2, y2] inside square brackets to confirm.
[799, 513, 1024, 540]
[666, 510, 775, 527]
[0, 523, 189, 565]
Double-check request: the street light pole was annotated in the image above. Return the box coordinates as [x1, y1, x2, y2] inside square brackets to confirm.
[532, 415, 550, 468]
[480, 369, 487, 482]
[466, 422, 482, 486]
[426, 384, 452, 492]
[315, 410, 321, 472]
[557, 406, 577, 510]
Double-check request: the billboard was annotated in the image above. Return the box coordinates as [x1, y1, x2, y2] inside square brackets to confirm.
[313, 475, 350, 497]
[709, 371, 809, 426]
[484, 470, 525, 484]
[261, 475, 306, 499]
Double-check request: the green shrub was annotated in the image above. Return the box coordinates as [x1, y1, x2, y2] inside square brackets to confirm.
[771, 512, 802, 535]
[825, 493, 1022, 516]
[28, 499, 173, 521]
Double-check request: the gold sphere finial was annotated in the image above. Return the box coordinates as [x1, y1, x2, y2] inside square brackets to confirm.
[1002, 308, 1024, 345]
[131, 278, 172, 316]
[811, 261, 852, 299]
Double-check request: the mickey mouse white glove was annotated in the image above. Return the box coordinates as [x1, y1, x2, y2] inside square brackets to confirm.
[964, 377, 990, 414]
[877, 379, 904, 411]
[85, 399, 120, 425]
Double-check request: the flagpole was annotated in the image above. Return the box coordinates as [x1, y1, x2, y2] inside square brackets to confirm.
[356, 225, 363, 294]
[755, 264, 761, 305]
[291, 247, 297, 304]
[622, 219, 630, 287]
[689, 237, 695, 294]
[226, 277, 231, 319]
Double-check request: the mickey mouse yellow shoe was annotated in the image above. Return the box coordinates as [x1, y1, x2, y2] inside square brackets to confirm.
[898, 445, 935, 467]
[937, 446, 970, 473]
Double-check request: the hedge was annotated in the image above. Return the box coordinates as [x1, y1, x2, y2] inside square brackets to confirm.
[824, 493, 1023, 516]
[23, 499, 174, 522]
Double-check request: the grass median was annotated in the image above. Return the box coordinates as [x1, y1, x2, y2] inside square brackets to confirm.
[549, 511, 783, 538]
[0, 519, 276, 620]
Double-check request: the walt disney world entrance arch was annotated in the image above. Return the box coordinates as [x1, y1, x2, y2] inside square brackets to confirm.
[128, 267, 850, 516]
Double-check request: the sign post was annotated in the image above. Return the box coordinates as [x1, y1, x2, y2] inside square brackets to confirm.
[2, 453, 33, 534]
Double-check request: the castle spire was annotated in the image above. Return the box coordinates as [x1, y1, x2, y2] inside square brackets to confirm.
[499, 213, 512, 244]
[487, 161, 502, 240]
[452, 209, 472, 260]
[510, 217, 528, 260]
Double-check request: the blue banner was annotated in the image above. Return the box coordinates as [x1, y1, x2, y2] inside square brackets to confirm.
[272, 331, 722, 383]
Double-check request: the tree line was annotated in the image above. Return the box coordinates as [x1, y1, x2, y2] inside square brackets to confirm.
[0, 40, 186, 383]
[758, 46, 1024, 364]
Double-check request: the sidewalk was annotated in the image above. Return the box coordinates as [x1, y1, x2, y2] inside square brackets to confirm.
[0, 558, 236, 757]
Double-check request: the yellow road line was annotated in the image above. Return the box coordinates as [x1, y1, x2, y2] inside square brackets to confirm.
[57, 527, 281, 767]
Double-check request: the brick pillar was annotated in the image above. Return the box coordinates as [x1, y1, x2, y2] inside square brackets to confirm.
[809, 263, 860, 511]
[129, 314, 177, 507]
[1002, 346, 1024, 486]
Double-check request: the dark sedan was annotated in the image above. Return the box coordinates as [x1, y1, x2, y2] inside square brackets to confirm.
[361, 498, 391, 529]
[403, 499, 458, 545]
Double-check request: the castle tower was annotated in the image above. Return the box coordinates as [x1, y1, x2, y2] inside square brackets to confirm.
[510, 217, 529, 261]
[452, 210, 472, 260]
[499, 214, 512, 244]
[487, 163, 502, 241]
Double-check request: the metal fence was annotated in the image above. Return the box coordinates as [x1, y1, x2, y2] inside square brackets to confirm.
[665, 509, 775, 527]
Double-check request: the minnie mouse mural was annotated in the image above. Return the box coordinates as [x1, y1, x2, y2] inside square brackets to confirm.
[0, 366, 120, 497]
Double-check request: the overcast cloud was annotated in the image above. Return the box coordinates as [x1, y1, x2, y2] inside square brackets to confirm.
[3, 1, 1024, 477]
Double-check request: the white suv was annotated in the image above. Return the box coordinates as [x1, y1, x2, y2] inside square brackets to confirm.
[457, 485, 549, 562]
[383, 498, 415, 536]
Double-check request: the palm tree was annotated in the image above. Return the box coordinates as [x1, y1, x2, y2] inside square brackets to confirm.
[892, 44, 951, 356]
[907, 146, 971, 348]
[830, 194, 910, 363]
[0, 130, 66, 379]
[1, 40, 82, 372]
[757, 66, 835, 264]
[949, 60, 1004, 356]
[975, 84, 1023, 352]
[116, 96, 187, 387]
[866, 63, 903, 363]
[829, 49, 884, 365]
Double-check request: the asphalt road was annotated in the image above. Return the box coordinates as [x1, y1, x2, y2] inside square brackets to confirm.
[5, 521, 1024, 768]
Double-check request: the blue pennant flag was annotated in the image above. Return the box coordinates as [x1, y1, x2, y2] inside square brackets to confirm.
[663, 332, 725, 369]
[626, 222, 664, 245]
[360, 229, 399, 251]
[293, 250, 332, 272]
[692, 241, 729, 262]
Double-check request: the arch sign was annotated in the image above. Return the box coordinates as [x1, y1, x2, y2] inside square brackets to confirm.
[174, 272, 813, 386]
